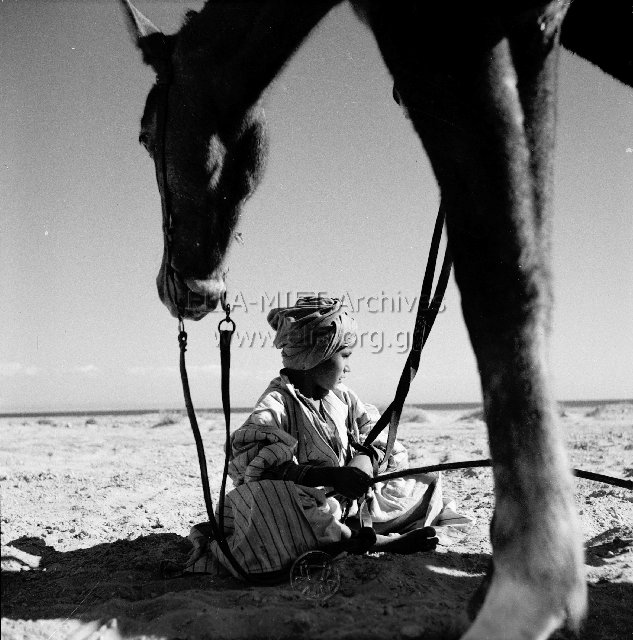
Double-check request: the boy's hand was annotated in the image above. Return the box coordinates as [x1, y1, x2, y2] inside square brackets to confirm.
[331, 466, 372, 498]
[308, 466, 371, 499]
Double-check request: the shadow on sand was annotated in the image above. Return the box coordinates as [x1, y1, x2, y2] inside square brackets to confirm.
[1, 534, 225, 618]
[1, 534, 631, 640]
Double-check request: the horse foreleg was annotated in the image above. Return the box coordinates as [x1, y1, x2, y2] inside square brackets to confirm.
[368, 3, 586, 638]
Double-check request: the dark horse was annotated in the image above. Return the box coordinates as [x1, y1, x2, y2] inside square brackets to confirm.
[120, 1, 631, 638]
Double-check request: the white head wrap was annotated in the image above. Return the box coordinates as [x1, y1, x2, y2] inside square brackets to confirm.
[267, 296, 357, 371]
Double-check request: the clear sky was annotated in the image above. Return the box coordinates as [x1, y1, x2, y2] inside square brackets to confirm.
[2, 1, 632, 413]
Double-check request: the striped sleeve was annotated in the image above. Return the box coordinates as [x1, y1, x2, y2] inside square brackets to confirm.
[229, 392, 300, 485]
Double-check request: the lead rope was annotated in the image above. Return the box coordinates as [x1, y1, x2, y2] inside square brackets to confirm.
[217, 298, 235, 541]
[178, 317, 218, 539]
[179, 306, 287, 584]
[178, 309, 252, 581]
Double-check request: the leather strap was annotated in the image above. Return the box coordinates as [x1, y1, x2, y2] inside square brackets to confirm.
[363, 204, 451, 472]
[179, 316, 282, 584]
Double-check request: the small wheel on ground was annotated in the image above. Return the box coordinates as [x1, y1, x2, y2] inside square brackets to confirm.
[290, 550, 341, 601]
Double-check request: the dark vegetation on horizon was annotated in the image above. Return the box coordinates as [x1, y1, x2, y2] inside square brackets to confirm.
[2, 399, 631, 419]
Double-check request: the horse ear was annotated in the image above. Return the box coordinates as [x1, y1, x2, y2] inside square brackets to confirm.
[120, 0, 160, 40]
[119, 0, 170, 69]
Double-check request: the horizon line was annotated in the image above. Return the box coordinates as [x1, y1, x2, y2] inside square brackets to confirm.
[1, 398, 631, 419]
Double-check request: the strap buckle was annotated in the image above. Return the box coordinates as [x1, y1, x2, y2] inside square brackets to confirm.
[178, 315, 187, 350]
[218, 295, 235, 334]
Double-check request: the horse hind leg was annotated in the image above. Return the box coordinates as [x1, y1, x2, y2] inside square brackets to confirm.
[367, 3, 586, 638]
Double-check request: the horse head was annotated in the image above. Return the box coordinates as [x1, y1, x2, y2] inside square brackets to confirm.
[121, 0, 268, 319]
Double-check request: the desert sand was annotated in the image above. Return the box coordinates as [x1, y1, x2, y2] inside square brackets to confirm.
[1, 402, 632, 640]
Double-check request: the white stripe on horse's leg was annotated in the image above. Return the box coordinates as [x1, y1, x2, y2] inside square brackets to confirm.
[365, 3, 586, 638]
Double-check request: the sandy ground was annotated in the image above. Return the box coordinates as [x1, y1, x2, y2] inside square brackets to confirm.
[1, 402, 632, 640]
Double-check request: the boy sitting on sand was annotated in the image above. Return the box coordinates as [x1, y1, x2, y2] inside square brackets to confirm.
[188, 296, 469, 577]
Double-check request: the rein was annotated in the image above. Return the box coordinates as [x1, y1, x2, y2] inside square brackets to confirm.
[363, 205, 451, 471]
[371, 461, 633, 491]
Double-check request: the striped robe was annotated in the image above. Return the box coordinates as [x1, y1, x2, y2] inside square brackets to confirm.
[188, 374, 461, 577]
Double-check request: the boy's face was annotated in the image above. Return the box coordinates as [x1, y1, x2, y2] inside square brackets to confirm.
[308, 347, 353, 392]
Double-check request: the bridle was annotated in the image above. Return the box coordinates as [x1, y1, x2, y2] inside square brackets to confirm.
[153, 50, 181, 317]
[154, 52, 230, 320]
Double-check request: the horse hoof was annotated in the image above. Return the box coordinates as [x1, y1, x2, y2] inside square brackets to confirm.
[461, 565, 586, 640]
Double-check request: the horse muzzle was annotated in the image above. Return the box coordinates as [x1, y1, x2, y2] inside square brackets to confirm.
[156, 254, 226, 320]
